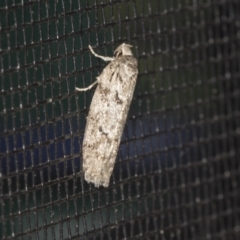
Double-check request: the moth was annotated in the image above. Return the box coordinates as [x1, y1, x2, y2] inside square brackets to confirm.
[76, 43, 138, 187]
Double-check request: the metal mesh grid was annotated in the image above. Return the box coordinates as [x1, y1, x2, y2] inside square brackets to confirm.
[0, 0, 240, 239]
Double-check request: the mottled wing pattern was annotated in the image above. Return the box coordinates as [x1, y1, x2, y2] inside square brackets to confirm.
[83, 56, 138, 187]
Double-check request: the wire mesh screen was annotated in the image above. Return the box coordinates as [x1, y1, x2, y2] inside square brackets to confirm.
[0, 0, 240, 239]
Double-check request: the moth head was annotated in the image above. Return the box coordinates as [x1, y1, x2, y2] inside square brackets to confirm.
[114, 43, 133, 58]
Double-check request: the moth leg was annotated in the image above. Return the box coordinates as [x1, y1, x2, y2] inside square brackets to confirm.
[89, 45, 114, 62]
[76, 79, 98, 91]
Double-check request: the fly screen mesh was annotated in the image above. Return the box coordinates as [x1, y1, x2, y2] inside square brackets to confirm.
[0, 0, 240, 239]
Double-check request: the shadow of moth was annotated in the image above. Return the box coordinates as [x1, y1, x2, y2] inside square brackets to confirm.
[76, 43, 138, 187]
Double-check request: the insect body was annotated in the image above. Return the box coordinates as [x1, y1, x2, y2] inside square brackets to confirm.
[76, 44, 138, 187]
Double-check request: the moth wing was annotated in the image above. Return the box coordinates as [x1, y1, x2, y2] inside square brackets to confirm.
[82, 56, 138, 187]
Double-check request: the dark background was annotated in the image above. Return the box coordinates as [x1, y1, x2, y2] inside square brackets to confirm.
[0, 0, 239, 239]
